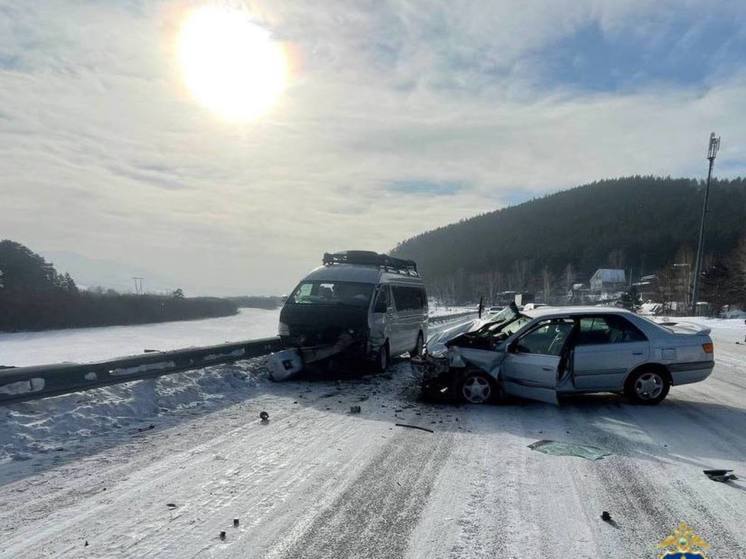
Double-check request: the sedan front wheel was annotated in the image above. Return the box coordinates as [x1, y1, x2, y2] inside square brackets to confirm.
[459, 371, 496, 404]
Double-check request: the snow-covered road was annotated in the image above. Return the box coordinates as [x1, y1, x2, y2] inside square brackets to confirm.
[1, 321, 745, 557]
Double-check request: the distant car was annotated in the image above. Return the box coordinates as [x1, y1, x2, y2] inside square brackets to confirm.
[520, 303, 547, 311]
[423, 305, 714, 405]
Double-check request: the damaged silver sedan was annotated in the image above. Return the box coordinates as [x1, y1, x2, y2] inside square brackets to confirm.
[422, 305, 714, 405]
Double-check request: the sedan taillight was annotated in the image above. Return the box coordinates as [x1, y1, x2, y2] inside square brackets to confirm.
[702, 342, 714, 354]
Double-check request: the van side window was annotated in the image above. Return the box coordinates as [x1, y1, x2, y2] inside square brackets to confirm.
[373, 286, 388, 313]
[391, 286, 425, 311]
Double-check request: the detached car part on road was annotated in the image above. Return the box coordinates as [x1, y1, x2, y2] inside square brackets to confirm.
[269, 251, 428, 379]
[422, 305, 714, 405]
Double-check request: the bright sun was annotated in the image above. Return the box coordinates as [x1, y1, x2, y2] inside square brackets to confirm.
[178, 6, 288, 122]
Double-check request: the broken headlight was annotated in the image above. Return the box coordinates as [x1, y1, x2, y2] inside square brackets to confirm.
[448, 348, 466, 368]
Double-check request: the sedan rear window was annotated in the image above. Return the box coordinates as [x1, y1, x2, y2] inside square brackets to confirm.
[576, 315, 647, 345]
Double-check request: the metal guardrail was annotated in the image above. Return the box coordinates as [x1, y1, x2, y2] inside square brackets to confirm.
[0, 311, 476, 406]
[0, 337, 282, 406]
[428, 310, 479, 324]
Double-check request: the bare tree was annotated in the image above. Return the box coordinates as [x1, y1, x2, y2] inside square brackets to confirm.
[607, 248, 625, 269]
[563, 263, 575, 293]
[542, 266, 552, 303]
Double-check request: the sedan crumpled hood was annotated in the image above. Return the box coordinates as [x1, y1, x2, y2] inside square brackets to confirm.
[451, 344, 507, 373]
[427, 316, 491, 357]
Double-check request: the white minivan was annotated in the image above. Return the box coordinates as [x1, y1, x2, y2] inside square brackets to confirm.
[279, 251, 428, 370]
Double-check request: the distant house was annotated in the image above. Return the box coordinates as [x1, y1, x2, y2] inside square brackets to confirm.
[590, 269, 626, 294]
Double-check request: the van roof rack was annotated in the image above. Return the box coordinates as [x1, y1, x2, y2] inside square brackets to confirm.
[322, 251, 419, 276]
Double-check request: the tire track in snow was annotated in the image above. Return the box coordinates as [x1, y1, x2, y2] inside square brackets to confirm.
[550, 394, 746, 557]
[271, 430, 453, 559]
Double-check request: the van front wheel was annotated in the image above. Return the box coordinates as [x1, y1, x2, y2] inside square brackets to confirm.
[376, 342, 390, 372]
[412, 332, 424, 358]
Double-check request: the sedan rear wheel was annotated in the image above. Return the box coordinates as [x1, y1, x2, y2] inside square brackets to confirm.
[625, 368, 670, 405]
[459, 371, 495, 404]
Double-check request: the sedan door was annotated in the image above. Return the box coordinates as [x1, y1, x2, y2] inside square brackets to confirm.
[572, 315, 650, 391]
[500, 318, 575, 405]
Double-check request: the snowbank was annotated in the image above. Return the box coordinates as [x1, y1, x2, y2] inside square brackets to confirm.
[0, 358, 268, 465]
[428, 304, 478, 318]
[661, 316, 745, 344]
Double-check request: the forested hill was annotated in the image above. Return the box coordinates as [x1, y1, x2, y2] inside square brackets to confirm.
[391, 176, 746, 299]
[0, 240, 237, 332]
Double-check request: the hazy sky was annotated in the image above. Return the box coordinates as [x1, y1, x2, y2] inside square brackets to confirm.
[2, 1, 746, 295]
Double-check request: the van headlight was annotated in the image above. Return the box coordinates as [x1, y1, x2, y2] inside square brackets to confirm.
[278, 322, 289, 336]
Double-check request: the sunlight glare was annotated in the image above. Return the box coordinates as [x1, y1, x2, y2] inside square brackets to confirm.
[178, 5, 288, 121]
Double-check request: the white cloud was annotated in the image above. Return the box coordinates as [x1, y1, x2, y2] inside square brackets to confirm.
[0, 0, 744, 294]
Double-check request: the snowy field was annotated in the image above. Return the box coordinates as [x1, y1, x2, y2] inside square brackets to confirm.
[1, 306, 476, 368]
[1, 318, 745, 557]
[0, 308, 282, 367]
[664, 315, 746, 344]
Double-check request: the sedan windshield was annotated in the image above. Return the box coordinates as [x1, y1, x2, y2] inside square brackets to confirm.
[486, 305, 518, 323]
[288, 280, 374, 307]
[471, 303, 521, 338]
[500, 315, 532, 337]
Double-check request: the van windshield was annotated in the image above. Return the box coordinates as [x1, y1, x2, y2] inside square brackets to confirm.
[288, 281, 374, 307]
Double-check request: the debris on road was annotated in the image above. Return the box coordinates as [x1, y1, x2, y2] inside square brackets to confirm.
[601, 511, 619, 528]
[166, 503, 177, 508]
[219, 531, 226, 540]
[528, 440, 611, 461]
[395, 423, 434, 433]
[267, 348, 304, 381]
[233, 518, 240, 527]
[703, 469, 738, 482]
[259, 411, 269, 423]
[137, 424, 155, 432]
[350, 405, 361, 414]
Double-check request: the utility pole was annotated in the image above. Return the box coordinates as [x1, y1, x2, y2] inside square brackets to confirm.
[691, 132, 721, 314]
[132, 277, 144, 295]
